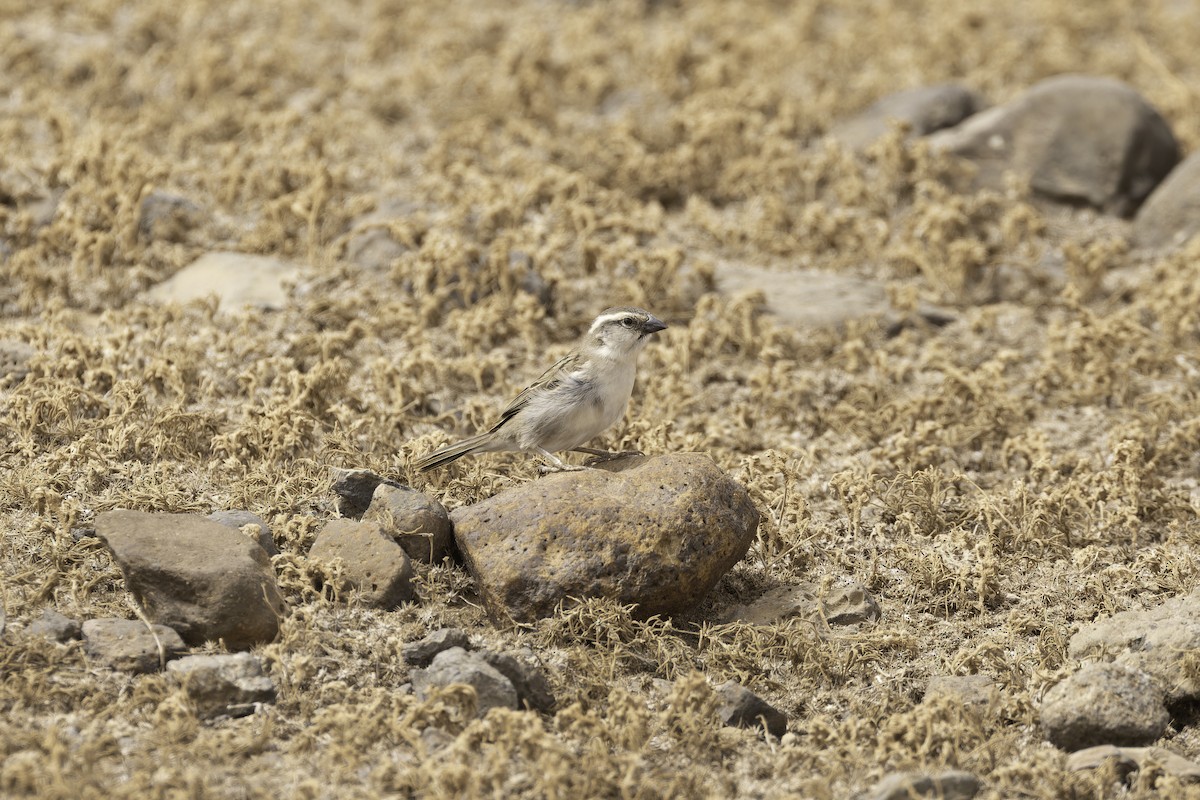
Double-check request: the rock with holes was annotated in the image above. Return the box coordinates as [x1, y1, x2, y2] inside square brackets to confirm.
[167, 652, 277, 718]
[450, 453, 758, 622]
[364, 483, 453, 563]
[308, 519, 415, 608]
[830, 83, 986, 151]
[929, 74, 1179, 216]
[97, 511, 286, 650]
[1041, 662, 1169, 751]
[81, 618, 186, 673]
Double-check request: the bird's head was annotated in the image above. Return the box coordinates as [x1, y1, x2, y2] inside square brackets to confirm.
[586, 307, 668, 357]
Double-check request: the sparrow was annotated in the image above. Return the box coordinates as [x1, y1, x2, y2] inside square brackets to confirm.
[414, 307, 667, 472]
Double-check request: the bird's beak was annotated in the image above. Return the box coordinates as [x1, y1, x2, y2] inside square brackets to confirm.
[640, 315, 668, 336]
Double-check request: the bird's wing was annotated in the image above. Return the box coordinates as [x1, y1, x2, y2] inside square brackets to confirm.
[490, 352, 580, 432]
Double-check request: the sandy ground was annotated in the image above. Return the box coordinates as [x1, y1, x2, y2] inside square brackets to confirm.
[3, 1, 1200, 797]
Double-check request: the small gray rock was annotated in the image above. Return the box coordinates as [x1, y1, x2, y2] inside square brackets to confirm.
[924, 675, 999, 714]
[715, 680, 787, 737]
[402, 628, 472, 668]
[82, 618, 186, 673]
[308, 519, 415, 608]
[1041, 662, 1169, 751]
[207, 510, 278, 557]
[410, 647, 518, 717]
[28, 609, 82, 643]
[138, 190, 204, 243]
[866, 770, 982, 800]
[831, 83, 986, 151]
[167, 652, 277, 718]
[1067, 744, 1200, 783]
[331, 468, 399, 519]
[822, 582, 881, 625]
[363, 484, 453, 563]
[481, 650, 555, 713]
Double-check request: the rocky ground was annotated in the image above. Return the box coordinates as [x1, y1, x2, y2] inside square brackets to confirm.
[4, 1, 1200, 798]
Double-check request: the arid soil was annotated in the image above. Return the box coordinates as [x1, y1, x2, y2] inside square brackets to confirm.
[3, 1, 1200, 798]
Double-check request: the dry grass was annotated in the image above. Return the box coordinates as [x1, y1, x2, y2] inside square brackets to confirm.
[4, 0, 1200, 797]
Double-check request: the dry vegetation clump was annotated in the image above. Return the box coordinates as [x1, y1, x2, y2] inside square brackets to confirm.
[4, 0, 1200, 797]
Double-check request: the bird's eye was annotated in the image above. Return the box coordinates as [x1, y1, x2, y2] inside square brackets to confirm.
[621, 317, 635, 328]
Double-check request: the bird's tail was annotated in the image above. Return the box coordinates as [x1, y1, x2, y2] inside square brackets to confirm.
[413, 432, 496, 472]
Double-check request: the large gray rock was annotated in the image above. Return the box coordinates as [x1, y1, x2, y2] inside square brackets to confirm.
[97, 510, 286, 650]
[1041, 662, 1169, 751]
[929, 74, 1179, 216]
[145, 251, 301, 310]
[363, 483, 453, 563]
[82, 618, 186, 673]
[1133, 150, 1200, 249]
[1069, 589, 1200, 703]
[831, 83, 986, 151]
[410, 647, 518, 717]
[167, 653, 277, 718]
[450, 453, 759, 622]
[308, 519, 415, 608]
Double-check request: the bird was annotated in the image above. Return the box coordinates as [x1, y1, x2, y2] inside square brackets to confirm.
[413, 307, 667, 472]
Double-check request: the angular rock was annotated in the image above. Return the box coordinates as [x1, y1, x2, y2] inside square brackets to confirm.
[1041, 662, 1169, 751]
[1067, 744, 1200, 783]
[481, 650, 555, 713]
[308, 519, 415, 608]
[924, 675, 999, 715]
[81, 618, 186, 673]
[866, 770, 982, 800]
[207, 510, 278, 557]
[1134, 150, 1200, 249]
[364, 483, 453, 563]
[402, 628, 472, 668]
[167, 653, 277, 718]
[929, 74, 1179, 216]
[715, 680, 786, 737]
[138, 190, 204, 243]
[1069, 589, 1200, 703]
[97, 510, 286, 650]
[331, 468, 399, 519]
[830, 83, 985, 151]
[450, 453, 759, 622]
[410, 647, 518, 717]
[145, 251, 301, 310]
[715, 263, 890, 329]
[28, 609, 82, 643]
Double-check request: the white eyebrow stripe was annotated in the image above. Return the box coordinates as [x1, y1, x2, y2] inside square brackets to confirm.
[588, 312, 634, 333]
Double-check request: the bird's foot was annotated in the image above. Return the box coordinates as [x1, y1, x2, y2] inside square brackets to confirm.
[536, 448, 590, 473]
[574, 447, 644, 466]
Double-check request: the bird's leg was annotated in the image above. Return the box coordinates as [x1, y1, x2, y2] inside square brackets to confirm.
[536, 448, 588, 473]
[572, 446, 645, 463]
